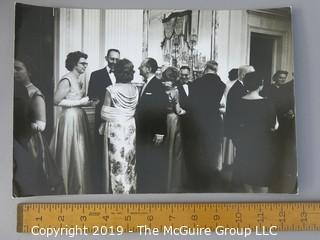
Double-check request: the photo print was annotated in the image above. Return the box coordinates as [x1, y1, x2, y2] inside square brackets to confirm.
[13, 3, 297, 196]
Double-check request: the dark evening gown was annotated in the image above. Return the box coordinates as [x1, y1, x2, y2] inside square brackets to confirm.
[233, 98, 276, 186]
[18, 83, 64, 196]
[269, 81, 297, 192]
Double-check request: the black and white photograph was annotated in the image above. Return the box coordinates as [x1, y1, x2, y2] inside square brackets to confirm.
[13, 3, 297, 196]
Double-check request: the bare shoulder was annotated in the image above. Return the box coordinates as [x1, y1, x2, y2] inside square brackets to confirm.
[59, 74, 72, 86]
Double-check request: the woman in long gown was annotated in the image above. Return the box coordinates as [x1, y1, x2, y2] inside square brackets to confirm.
[100, 59, 139, 194]
[162, 67, 186, 192]
[269, 71, 296, 193]
[233, 72, 277, 193]
[50, 51, 93, 194]
[13, 59, 64, 196]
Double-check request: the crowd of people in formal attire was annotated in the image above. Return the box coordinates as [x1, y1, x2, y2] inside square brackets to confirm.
[13, 49, 296, 196]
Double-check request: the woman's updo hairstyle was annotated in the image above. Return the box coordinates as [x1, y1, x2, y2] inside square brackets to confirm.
[162, 66, 179, 84]
[114, 58, 134, 83]
[243, 71, 263, 91]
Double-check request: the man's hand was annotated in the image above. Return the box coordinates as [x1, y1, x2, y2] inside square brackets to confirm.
[153, 134, 164, 145]
[98, 123, 106, 135]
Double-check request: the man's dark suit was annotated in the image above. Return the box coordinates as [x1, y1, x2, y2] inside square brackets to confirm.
[186, 73, 226, 192]
[176, 82, 192, 190]
[224, 80, 246, 142]
[135, 77, 168, 193]
[176, 83, 191, 152]
[87, 67, 112, 193]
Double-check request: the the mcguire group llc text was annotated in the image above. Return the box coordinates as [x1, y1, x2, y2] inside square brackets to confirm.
[31, 224, 278, 237]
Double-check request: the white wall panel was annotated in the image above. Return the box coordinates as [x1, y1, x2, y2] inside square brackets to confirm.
[104, 9, 144, 82]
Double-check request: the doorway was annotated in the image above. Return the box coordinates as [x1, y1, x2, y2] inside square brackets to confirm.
[249, 32, 278, 84]
[15, 3, 54, 141]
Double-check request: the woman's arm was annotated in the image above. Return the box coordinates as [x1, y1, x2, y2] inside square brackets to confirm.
[103, 90, 112, 107]
[54, 78, 89, 107]
[59, 97, 89, 107]
[30, 95, 46, 132]
[54, 79, 70, 105]
[99, 90, 112, 135]
[32, 95, 46, 122]
[101, 90, 112, 122]
[171, 89, 186, 115]
[174, 102, 186, 115]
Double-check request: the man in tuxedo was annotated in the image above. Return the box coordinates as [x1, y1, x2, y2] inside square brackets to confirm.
[175, 66, 192, 191]
[225, 65, 255, 145]
[135, 58, 168, 193]
[186, 61, 226, 192]
[176, 66, 191, 151]
[177, 66, 191, 110]
[87, 48, 120, 193]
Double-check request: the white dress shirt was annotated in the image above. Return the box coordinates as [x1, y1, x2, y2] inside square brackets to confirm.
[182, 83, 189, 96]
[106, 66, 116, 85]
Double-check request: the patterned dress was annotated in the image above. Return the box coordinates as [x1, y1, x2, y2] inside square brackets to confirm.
[50, 77, 93, 194]
[101, 84, 139, 194]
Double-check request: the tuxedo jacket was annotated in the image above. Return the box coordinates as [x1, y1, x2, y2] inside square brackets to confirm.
[225, 80, 247, 139]
[88, 68, 112, 132]
[177, 82, 190, 110]
[136, 77, 168, 144]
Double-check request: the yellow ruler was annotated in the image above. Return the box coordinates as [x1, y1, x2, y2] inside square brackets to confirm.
[18, 202, 320, 235]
